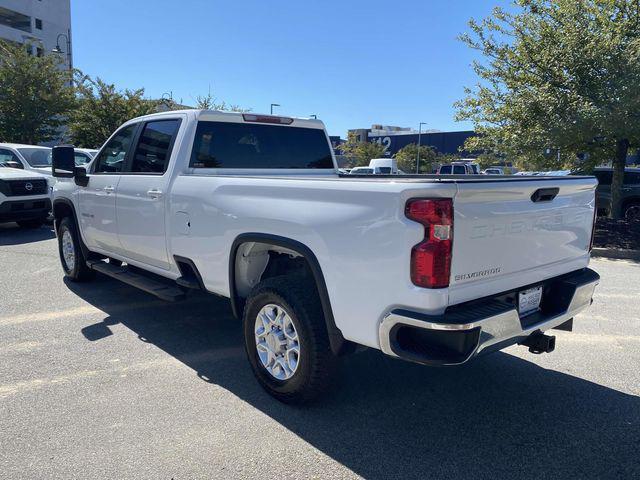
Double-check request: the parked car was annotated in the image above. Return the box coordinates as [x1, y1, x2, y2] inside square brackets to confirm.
[483, 167, 504, 175]
[369, 158, 398, 174]
[73, 148, 99, 165]
[592, 167, 640, 221]
[437, 162, 475, 174]
[0, 143, 53, 178]
[0, 167, 51, 228]
[349, 166, 376, 174]
[51, 109, 599, 403]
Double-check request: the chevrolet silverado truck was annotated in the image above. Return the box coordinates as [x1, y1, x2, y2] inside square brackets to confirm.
[50, 109, 600, 403]
[0, 167, 51, 228]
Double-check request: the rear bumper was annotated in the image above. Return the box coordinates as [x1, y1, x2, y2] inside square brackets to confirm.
[0, 198, 51, 222]
[379, 268, 600, 366]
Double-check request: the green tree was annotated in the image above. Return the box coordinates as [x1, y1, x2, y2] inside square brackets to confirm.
[456, 0, 640, 218]
[395, 143, 439, 173]
[68, 75, 161, 148]
[340, 134, 386, 167]
[193, 90, 250, 112]
[0, 41, 74, 144]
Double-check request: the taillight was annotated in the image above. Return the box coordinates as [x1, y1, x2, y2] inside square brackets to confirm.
[242, 114, 294, 125]
[405, 198, 453, 288]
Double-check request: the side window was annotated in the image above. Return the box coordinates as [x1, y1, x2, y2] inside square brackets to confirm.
[594, 171, 612, 186]
[623, 172, 640, 185]
[453, 165, 466, 174]
[129, 120, 180, 174]
[74, 152, 91, 166]
[93, 124, 138, 173]
[0, 148, 22, 168]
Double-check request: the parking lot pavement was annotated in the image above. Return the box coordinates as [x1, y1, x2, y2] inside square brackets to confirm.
[0, 223, 638, 480]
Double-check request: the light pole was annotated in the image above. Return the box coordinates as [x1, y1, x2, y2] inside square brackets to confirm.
[416, 122, 427, 174]
[270, 103, 280, 115]
[51, 32, 72, 70]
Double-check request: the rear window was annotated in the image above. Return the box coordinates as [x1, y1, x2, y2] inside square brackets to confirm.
[624, 172, 640, 184]
[190, 121, 333, 169]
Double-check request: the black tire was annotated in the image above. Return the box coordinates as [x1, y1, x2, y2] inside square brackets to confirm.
[624, 202, 640, 222]
[16, 218, 45, 229]
[243, 276, 337, 404]
[57, 216, 94, 282]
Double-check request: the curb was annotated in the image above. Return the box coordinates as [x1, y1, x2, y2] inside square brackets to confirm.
[591, 247, 640, 261]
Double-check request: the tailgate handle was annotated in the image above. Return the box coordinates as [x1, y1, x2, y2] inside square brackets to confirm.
[531, 187, 559, 203]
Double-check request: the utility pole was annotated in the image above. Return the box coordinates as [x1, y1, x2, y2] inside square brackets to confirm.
[416, 122, 427, 174]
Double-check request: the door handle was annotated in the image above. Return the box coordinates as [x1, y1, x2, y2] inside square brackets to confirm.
[146, 189, 163, 198]
[103, 186, 115, 194]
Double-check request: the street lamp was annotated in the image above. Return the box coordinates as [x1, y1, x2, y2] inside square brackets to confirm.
[310, 114, 317, 119]
[416, 122, 427, 174]
[51, 32, 72, 70]
[270, 103, 280, 115]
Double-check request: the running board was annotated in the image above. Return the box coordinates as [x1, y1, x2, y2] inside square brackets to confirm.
[86, 260, 185, 302]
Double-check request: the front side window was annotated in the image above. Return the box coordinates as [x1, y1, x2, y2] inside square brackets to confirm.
[93, 124, 138, 173]
[129, 120, 180, 174]
[190, 121, 333, 169]
[0, 148, 22, 168]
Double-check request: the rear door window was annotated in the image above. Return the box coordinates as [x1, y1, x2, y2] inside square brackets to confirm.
[594, 171, 613, 186]
[190, 121, 333, 169]
[129, 120, 181, 174]
[624, 172, 640, 185]
[453, 165, 466, 174]
[439, 165, 452, 174]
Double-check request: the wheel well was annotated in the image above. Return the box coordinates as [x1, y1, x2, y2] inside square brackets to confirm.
[53, 201, 74, 225]
[230, 235, 352, 355]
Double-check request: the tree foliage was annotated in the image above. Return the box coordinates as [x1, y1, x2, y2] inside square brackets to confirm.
[456, 0, 640, 218]
[193, 90, 250, 112]
[68, 75, 161, 148]
[339, 134, 386, 167]
[394, 143, 439, 173]
[0, 41, 75, 144]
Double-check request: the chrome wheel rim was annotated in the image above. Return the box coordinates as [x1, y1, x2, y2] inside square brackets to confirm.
[61, 229, 75, 272]
[625, 205, 640, 222]
[254, 304, 300, 380]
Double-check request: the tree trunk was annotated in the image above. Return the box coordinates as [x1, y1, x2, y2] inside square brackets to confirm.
[610, 138, 629, 220]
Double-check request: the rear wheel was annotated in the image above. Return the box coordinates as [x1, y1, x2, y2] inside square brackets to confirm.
[17, 218, 45, 229]
[624, 202, 640, 222]
[57, 217, 94, 282]
[243, 276, 337, 404]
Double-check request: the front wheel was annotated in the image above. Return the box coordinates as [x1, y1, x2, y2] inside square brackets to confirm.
[243, 276, 337, 404]
[57, 217, 94, 282]
[624, 203, 640, 222]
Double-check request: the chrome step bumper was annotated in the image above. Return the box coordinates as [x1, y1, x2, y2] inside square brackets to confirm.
[379, 268, 600, 366]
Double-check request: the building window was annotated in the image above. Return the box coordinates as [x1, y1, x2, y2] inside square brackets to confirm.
[0, 6, 31, 32]
[35, 18, 42, 30]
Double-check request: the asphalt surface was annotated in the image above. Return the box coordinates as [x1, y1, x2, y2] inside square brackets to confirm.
[0, 223, 638, 480]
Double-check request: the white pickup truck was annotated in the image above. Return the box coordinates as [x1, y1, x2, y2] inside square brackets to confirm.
[51, 109, 600, 403]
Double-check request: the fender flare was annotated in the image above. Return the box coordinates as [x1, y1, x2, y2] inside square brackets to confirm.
[229, 233, 349, 355]
[52, 198, 90, 259]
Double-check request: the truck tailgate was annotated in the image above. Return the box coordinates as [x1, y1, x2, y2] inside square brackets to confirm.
[448, 178, 597, 305]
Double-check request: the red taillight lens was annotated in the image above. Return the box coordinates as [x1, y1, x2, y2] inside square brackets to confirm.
[405, 199, 453, 288]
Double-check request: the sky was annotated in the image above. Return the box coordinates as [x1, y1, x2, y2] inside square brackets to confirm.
[71, 0, 506, 137]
